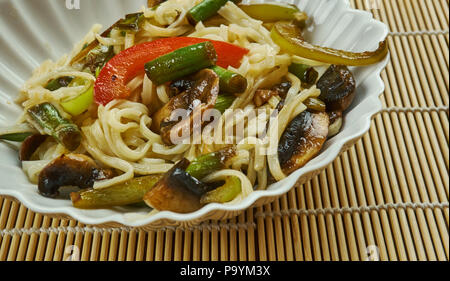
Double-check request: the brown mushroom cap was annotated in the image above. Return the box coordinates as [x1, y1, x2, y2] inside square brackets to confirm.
[143, 159, 207, 213]
[151, 69, 219, 145]
[38, 154, 114, 198]
[317, 65, 356, 112]
[19, 134, 48, 161]
[278, 111, 330, 175]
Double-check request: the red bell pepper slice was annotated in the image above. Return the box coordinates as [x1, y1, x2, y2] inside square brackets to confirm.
[94, 37, 249, 105]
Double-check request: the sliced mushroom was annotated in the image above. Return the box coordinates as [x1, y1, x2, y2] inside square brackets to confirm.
[143, 159, 207, 213]
[278, 111, 329, 175]
[19, 134, 48, 161]
[328, 111, 343, 138]
[38, 154, 115, 198]
[169, 78, 194, 98]
[317, 65, 356, 112]
[152, 69, 219, 145]
[253, 81, 292, 107]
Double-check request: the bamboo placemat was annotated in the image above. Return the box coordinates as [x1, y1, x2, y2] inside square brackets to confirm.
[0, 0, 448, 261]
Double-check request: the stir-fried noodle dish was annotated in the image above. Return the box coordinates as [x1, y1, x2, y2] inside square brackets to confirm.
[0, 0, 387, 214]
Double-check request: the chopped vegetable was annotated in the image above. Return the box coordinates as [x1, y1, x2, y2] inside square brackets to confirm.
[145, 42, 218, 85]
[328, 111, 343, 138]
[45, 76, 74, 91]
[185, 146, 236, 180]
[70, 13, 144, 66]
[187, 0, 230, 25]
[201, 176, 241, 204]
[71, 174, 162, 209]
[316, 65, 356, 112]
[39, 154, 114, 198]
[271, 21, 389, 66]
[94, 37, 249, 105]
[19, 134, 48, 161]
[153, 69, 219, 145]
[61, 84, 94, 116]
[215, 94, 236, 113]
[83, 44, 115, 74]
[303, 97, 326, 112]
[211, 65, 247, 94]
[288, 63, 318, 87]
[144, 159, 206, 213]
[278, 111, 329, 175]
[0, 132, 33, 142]
[253, 81, 292, 107]
[0, 123, 38, 142]
[115, 13, 144, 32]
[27, 103, 81, 151]
[239, 3, 305, 23]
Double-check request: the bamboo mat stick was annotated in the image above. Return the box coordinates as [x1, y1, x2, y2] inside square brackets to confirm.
[220, 222, 228, 261]
[315, 173, 333, 261]
[297, 182, 314, 261]
[89, 228, 101, 261]
[279, 195, 295, 261]
[182, 228, 191, 261]
[99, 226, 111, 261]
[173, 228, 183, 261]
[255, 206, 267, 261]
[135, 230, 146, 261]
[202, 224, 210, 261]
[286, 188, 305, 261]
[271, 200, 286, 261]
[164, 229, 173, 261]
[146, 230, 156, 261]
[305, 180, 323, 261]
[211, 221, 219, 261]
[192, 228, 201, 261]
[238, 213, 248, 261]
[154, 229, 164, 261]
[318, 169, 340, 261]
[229, 218, 238, 261]
[246, 208, 256, 261]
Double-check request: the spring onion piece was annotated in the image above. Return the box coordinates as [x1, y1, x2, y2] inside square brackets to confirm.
[201, 176, 242, 204]
[116, 13, 144, 32]
[61, 85, 94, 116]
[70, 13, 143, 65]
[271, 21, 389, 66]
[83, 44, 115, 74]
[239, 3, 306, 23]
[0, 124, 38, 142]
[185, 146, 236, 180]
[210, 65, 247, 94]
[71, 174, 163, 209]
[303, 97, 326, 112]
[215, 94, 236, 114]
[288, 63, 318, 86]
[27, 103, 81, 151]
[45, 76, 74, 91]
[0, 132, 33, 142]
[145, 41, 218, 85]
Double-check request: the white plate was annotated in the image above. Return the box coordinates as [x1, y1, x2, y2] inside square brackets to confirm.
[0, 0, 389, 229]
